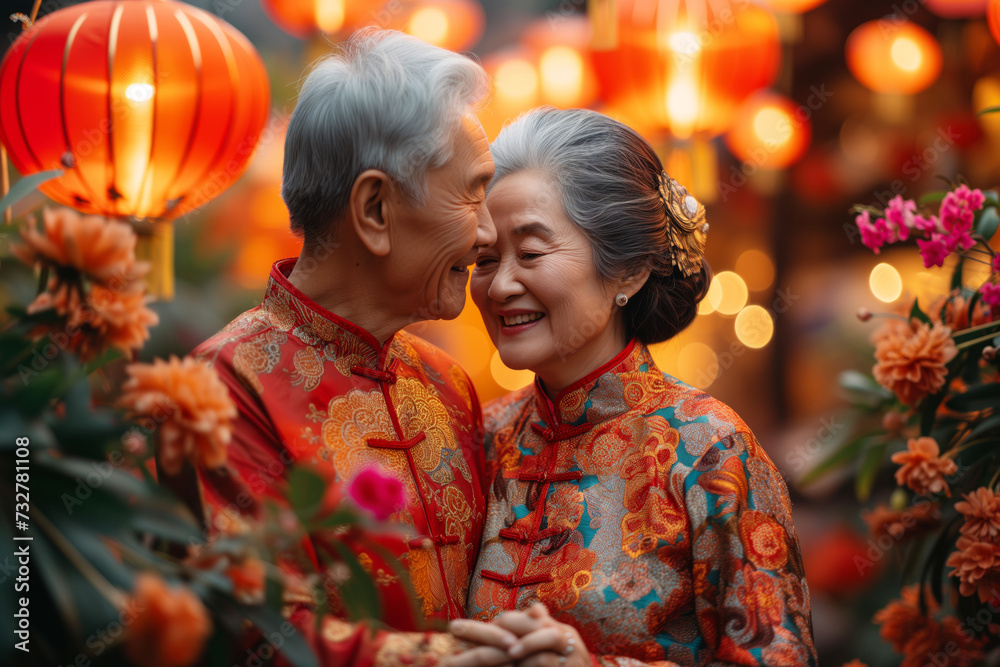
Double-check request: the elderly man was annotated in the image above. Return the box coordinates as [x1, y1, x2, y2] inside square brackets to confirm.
[189, 29, 507, 666]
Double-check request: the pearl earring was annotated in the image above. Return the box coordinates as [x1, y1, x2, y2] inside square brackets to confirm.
[615, 293, 628, 307]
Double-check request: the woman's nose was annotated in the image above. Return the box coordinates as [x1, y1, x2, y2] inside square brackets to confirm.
[487, 259, 524, 302]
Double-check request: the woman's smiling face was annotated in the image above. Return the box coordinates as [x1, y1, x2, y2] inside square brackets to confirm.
[471, 170, 628, 393]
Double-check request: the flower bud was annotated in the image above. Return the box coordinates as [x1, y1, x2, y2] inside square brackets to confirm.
[857, 307, 872, 322]
[882, 411, 905, 435]
[890, 488, 909, 511]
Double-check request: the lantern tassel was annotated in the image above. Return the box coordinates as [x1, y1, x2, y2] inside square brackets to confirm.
[133, 220, 174, 300]
[588, 0, 618, 50]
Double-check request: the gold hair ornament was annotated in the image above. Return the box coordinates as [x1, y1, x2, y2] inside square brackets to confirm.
[658, 172, 708, 277]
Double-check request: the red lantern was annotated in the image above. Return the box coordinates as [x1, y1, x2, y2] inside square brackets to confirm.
[592, 0, 781, 140]
[926, 0, 987, 18]
[522, 16, 598, 109]
[478, 48, 540, 141]
[989, 0, 1000, 45]
[760, 0, 827, 12]
[725, 92, 811, 170]
[846, 20, 942, 95]
[260, 0, 390, 39]
[0, 0, 270, 221]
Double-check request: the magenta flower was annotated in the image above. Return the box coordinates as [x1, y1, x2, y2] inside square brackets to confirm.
[885, 195, 916, 242]
[940, 185, 984, 235]
[917, 233, 955, 268]
[857, 210, 891, 253]
[981, 282, 1000, 310]
[913, 214, 940, 233]
[348, 468, 405, 520]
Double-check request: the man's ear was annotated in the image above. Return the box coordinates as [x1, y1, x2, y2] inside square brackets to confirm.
[349, 169, 392, 257]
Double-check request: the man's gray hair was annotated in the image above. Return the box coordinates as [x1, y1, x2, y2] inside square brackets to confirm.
[281, 29, 489, 245]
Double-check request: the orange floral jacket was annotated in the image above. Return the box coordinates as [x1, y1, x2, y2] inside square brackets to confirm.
[192, 259, 487, 666]
[466, 341, 817, 666]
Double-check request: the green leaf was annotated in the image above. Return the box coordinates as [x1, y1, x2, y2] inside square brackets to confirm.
[951, 256, 965, 291]
[968, 414, 1000, 441]
[918, 191, 947, 205]
[909, 299, 931, 325]
[855, 439, 890, 502]
[799, 433, 875, 486]
[328, 540, 381, 622]
[0, 169, 62, 213]
[977, 105, 1000, 117]
[977, 207, 1000, 241]
[837, 370, 893, 410]
[287, 466, 327, 529]
[946, 383, 1000, 411]
[228, 596, 320, 667]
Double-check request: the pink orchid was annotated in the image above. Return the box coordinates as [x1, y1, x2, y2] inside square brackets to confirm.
[917, 233, 955, 268]
[348, 468, 405, 521]
[857, 210, 891, 254]
[913, 213, 940, 233]
[981, 282, 1000, 310]
[940, 185, 984, 235]
[885, 195, 916, 242]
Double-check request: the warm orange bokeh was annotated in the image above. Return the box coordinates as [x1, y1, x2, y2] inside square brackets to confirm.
[261, 0, 389, 38]
[760, 0, 827, 12]
[990, 0, 1000, 45]
[592, 0, 781, 140]
[846, 20, 942, 95]
[726, 92, 812, 170]
[0, 0, 270, 221]
[383, 0, 485, 51]
[926, 0, 987, 18]
[522, 16, 598, 109]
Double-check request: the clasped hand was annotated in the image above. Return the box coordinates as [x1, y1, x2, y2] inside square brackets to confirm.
[445, 603, 587, 667]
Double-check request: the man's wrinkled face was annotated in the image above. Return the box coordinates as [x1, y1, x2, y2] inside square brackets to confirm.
[388, 114, 496, 322]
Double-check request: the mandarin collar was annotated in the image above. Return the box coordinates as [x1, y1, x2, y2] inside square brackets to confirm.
[533, 340, 659, 431]
[263, 258, 398, 370]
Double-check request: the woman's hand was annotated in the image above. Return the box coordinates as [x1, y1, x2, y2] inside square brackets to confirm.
[497, 603, 588, 667]
[446, 604, 588, 667]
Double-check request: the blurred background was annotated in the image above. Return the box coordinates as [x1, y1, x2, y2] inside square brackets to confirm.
[4, 0, 1000, 663]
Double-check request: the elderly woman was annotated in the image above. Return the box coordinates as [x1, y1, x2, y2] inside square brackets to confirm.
[448, 109, 817, 666]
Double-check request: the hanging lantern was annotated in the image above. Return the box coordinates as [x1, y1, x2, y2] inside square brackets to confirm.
[989, 0, 1000, 45]
[846, 20, 942, 96]
[592, 0, 781, 140]
[522, 16, 598, 109]
[760, 0, 827, 12]
[725, 92, 811, 170]
[925, 0, 987, 18]
[381, 0, 485, 51]
[0, 0, 271, 298]
[260, 0, 389, 38]
[478, 48, 541, 141]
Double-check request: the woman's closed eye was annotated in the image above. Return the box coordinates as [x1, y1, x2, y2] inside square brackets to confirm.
[474, 255, 498, 268]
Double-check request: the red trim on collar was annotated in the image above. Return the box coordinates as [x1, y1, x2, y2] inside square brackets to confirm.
[536, 339, 639, 406]
[267, 258, 397, 357]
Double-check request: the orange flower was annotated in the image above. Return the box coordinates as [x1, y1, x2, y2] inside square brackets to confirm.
[118, 356, 236, 476]
[123, 573, 212, 667]
[873, 320, 957, 406]
[11, 207, 149, 288]
[839, 661, 869, 667]
[874, 585, 936, 654]
[862, 502, 940, 542]
[226, 557, 266, 604]
[956, 487, 1000, 542]
[68, 287, 159, 362]
[890, 437, 958, 497]
[946, 535, 1000, 602]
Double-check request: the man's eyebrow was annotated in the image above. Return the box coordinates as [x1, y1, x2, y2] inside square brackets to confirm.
[470, 167, 494, 187]
[512, 221, 554, 240]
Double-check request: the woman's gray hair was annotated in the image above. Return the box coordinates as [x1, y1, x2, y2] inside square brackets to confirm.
[281, 28, 489, 246]
[489, 107, 711, 345]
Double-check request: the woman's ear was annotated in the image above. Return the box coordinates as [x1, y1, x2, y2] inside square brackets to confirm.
[620, 265, 652, 300]
[349, 169, 392, 257]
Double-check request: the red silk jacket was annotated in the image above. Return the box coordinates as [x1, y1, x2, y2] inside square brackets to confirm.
[192, 258, 487, 666]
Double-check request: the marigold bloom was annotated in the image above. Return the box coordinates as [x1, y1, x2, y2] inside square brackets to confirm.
[874, 585, 936, 655]
[862, 502, 940, 542]
[226, 557, 266, 604]
[118, 356, 236, 476]
[11, 207, 149, 288]
[873, 320, 957, 407]
[347, 467, 405, 520]
[70, 287, 159, 362]
[891, 437, 958, 497]
[956, 487, 1000, 542]
[946, 536, 1000, 602]
[123, 573, 212, 667]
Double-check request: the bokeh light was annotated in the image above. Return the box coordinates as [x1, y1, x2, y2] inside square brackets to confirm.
[869, 263, 903, 302]
[735, 305, 774, 348]
[490, 351, 535, 391]
[713, 272, 750, 316]
[675, 342, 719, 388]
[735, 249, 776, 291]
[846, 20, 942, 94]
